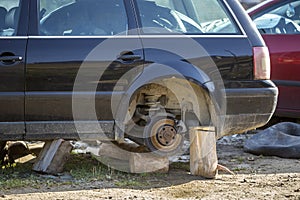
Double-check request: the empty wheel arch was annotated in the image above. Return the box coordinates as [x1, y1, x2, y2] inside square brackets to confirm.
[120, 79, 215, 156]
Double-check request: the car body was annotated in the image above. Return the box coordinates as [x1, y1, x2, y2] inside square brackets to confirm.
[239, 0, 264, 9]
[0, 0, 277, 155]
[248, 0, 300, 119]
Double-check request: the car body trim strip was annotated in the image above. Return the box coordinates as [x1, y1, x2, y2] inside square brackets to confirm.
[273, 80, 300, 87]
[0, 36, 28, 39]
[28, 35, 247, 39]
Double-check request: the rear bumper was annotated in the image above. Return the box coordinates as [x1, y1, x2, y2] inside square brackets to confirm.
[275, 108, 300, 119]
[221, 80, 278, 136]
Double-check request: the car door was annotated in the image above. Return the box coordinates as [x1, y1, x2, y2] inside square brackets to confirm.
[251, 0, 300, 118]
[0, 0, 28, 140]
[25, 0, 144, 140]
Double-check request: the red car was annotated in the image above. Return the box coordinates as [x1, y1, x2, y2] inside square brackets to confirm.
[248, 0, 300, 119]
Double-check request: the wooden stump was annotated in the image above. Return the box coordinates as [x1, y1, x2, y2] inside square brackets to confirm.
[189, 126, 218, 179]
[33, 139, 72, 174]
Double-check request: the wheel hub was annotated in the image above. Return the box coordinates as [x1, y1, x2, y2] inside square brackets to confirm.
[157, 125, 177, 146]
[145, 116, 183, 155]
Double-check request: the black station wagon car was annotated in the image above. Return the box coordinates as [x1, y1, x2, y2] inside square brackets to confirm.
[0, 0, 277, 156]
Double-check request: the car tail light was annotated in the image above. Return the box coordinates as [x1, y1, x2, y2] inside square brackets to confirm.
[253, 47, 271, 80]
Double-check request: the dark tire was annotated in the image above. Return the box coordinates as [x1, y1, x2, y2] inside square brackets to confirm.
[143, 115, 184, 157]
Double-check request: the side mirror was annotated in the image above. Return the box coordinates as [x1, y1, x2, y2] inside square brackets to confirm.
[286, 3, 295, 18]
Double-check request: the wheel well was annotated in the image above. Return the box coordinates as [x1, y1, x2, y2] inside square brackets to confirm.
[127, 79, 212, 126]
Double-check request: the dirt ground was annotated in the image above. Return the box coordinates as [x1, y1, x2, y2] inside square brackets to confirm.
[1, 133, 300, 200]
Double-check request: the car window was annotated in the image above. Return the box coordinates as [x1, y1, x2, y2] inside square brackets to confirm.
[253, 1, 300, 34]
[136, 0, 241, 35]
[0, 0, 20, 36]
[39, 0, 128, 36]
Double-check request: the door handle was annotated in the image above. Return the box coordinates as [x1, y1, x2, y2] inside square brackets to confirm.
[0, 56, 23, 62]
[117, 54, 141, 61]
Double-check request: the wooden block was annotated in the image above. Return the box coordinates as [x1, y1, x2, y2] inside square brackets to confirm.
[7, 142, 30, 163]
[16, 154, 36, 164]
[33, 139, 72, 174]
[189, 126, 218, 179]
[92, 154, 131, 173]
[129, 153, 169, 173]
[28, 142, 44, 157]
[94, 142, 168, 173]
[97, 142, 131, 161]
[0, 141, 6, 165]
[96, 142, 150, 161]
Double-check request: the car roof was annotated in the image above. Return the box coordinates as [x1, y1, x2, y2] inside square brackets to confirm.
[247, 0, 299, 18]
[248, 0, 283, 15]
